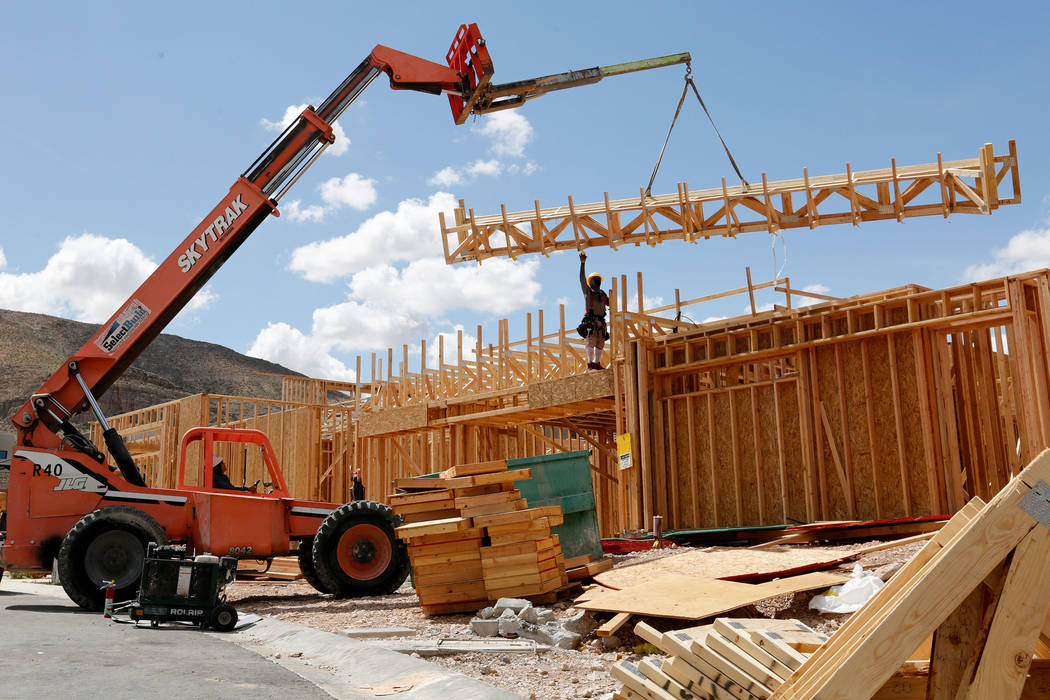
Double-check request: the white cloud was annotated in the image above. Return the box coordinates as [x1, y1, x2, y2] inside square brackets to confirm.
[289, 192, 456, 281]
[803, 283, 830, 295]
[281, 172, 378, 224]
[0, 248, 6, 270]
[349, 257, 541, 317]
[425, 112, 536, 186]
[0, 233, 216, 324]
[320, 173, 377, 211]
[427, 326, 478, 367]
[247, 256, 538, 376]
[283, 200, 326, 224]
[428, 166, 462, 187]
[628, 295, 665, 313]
[312, 300, 430, 352]
[426, 158, 503, 187]
[964, 226, 1050, 281]
[247, 322, 355, 380]
[261, 103, 349, 157]
[474, 111, 533, 158]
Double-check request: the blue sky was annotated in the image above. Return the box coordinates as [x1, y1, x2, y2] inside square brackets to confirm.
[2, 2, 1048, 381]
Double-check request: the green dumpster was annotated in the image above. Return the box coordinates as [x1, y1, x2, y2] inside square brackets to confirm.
[507, 450, 602, 562]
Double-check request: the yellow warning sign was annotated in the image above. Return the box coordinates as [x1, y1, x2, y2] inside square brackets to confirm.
[616, 433, 632, 470]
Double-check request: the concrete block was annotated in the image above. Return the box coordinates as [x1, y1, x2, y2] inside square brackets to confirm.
[518, 606, 539, 624]
[498, 616, 524, 638]
[470, 617, 500, 637]
[562, 610, 596, 635]
[493, 597, 531, 615]
[477, 606, 497, 620]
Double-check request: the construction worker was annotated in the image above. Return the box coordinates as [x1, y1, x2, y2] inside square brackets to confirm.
[351, 468, 366, 501]
[212, 455, 257, 492]
[578, 250, 609, 370]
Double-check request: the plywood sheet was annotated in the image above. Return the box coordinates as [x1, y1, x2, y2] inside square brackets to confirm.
[576, 571, 845, 620]
[591, 546, 846, 590]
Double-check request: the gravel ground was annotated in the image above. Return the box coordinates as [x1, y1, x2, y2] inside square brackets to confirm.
[226, 539, 926, 699]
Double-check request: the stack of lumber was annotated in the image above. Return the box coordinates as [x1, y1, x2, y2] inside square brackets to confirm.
[236, 557, 303, 582]
[767, 448, 1050, 700]
[390, 459, 569, 614]
[613, 618, 827, 700]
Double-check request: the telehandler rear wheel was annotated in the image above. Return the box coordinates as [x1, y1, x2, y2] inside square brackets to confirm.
[297, 537, 334, 594]
[57, 506, 167, 611]
[311, 501, 409, 597]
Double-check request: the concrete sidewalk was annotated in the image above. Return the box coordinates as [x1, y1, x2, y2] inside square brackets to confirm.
[233, 616, 523, 699]
[4, 579, 520, 700]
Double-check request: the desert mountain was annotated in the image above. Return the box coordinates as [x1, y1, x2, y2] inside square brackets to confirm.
[0, 308, 301, 427]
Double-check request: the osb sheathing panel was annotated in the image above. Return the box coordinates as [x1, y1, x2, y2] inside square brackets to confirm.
[712, 392, 737, 526]
[670, 399, 695, 527]
[691, 395, 718, 529]
[866, 337, 906, 516]
[357, 404, 427, 437]
[814, 345, 850, 520]
[527, 370, 614, 408]
[777, 381, 808, 524]
[843, 342, 877, 520]
[734, 388, 760, 525]
[894, 331, 933, 515]
[755, 384, 784, 525]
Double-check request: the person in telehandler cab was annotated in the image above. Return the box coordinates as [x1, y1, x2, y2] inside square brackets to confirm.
[212, 455, 257, 492]
[578, 250, 610, 370]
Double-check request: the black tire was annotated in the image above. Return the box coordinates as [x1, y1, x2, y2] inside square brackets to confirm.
[311, 500, 409, 597]
[209, 603, 238, 632]
[297, 538, 335, 594]
[57, 506, 167, 611]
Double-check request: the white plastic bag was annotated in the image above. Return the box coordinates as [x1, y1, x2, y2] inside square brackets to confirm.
[809, 564, 884, 614]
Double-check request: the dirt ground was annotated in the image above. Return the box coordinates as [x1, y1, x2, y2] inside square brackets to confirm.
[226, 538, 926, 699]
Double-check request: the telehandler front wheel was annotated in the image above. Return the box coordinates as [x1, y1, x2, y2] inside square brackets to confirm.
[57, 506, 167, 611]
[311, 501, 409, 597]
[297, 537, 334, 594]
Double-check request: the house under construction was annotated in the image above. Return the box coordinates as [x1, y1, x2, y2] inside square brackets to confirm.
[92, 142, 1039, 539]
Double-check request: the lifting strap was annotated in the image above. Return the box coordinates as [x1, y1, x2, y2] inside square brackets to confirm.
[644, 64, 749, 198]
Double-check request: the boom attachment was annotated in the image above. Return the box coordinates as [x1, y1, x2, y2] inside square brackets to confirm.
[464, 52, 692, 121]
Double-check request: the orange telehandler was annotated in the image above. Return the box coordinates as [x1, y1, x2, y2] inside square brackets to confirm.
[0, 24, 689, 610]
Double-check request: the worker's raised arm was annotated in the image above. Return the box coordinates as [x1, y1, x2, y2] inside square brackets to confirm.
[579, 251, 589, 295]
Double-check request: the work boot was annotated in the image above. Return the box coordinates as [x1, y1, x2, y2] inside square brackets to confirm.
[587, 361, 602, 370]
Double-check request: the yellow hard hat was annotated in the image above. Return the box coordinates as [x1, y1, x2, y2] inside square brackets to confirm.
[587, 272, 603, 285]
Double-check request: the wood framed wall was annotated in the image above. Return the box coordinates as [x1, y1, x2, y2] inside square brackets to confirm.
[626, 271, 1050, 532]
[91, 394, 354, 503]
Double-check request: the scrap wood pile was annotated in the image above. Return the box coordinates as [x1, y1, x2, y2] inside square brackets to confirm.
[389, 459, 576, 615]
[611, 448, 1050, 700]
[613, 618, 827, 699]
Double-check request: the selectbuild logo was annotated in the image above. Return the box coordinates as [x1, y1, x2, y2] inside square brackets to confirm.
[96, 300, 151, 354]
[177, 194, 250, 273]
